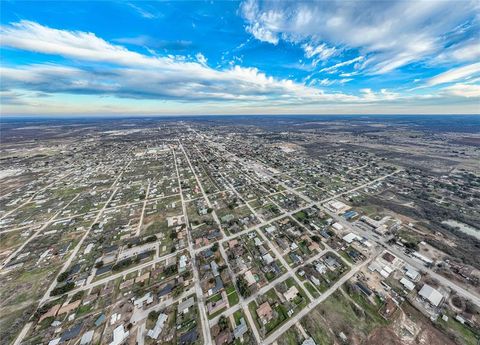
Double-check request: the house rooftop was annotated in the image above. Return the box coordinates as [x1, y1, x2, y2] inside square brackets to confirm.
[147, 313, 168, 340]
[419, 284, 444, 306]
[178, 297, 195, 314]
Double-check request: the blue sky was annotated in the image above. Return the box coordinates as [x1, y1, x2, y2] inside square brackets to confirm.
[0, 0, 479, 115]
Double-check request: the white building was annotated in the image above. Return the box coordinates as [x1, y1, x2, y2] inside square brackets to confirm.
[179, 255, 188, 272]
[283, 286, 299, 301]
[147, 313, 168, 340]
[419, 284, 444, 307]
[342, 232, 360, 243]
[400, 277, 415, 291]
[325, 200, 351, 214]
[110, 325, 129, 345]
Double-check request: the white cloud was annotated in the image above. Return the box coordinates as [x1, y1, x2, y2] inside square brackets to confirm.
[302, 43, 337, 62]
[339, 72, 359, 77]
[196, 53, 208, 66]
[312, 78, 352, 87]
[1, 21, 383, 105]
[0, 20, 161, 67]
[240, 0, 478, 74]
[436, 40, 480, 63]
[442, 83, 480, 98]
[319, 56, 364, 74]
[319, 79, 334, 86]
[426, 62, 480, 86]
[242, 0, 281, 44]
[246, 22, 279, 45]
[1, 20, 477, 114]
[127, 2, 159, 19]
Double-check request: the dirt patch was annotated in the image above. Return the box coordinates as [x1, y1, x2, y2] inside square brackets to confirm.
[366, 327, 404, 345]
[394, 302, 457, 345]
[415, 326, 457, 345]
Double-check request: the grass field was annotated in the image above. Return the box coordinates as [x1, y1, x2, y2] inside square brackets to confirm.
[437, 311, 480, 345]
[304, 282, 320, 298]
[277, 326, 304, 345]
[300, 288, 388, 344]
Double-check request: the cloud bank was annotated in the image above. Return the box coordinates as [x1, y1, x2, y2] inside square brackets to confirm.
[0, 1, 479, 116]
[1, 20, 418, 105]
[241, 0, 480, 75]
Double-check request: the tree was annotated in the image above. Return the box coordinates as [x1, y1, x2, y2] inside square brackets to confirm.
[71, 291, 85, 302]
[218, 315, 228, 330]
[50, 282, 75, 296]
[404, 241, 419, 251]
[236, 276, 251, 298]
[144, 235, 157, 243]
[172, 286, 184, 298]
[57, 271, 69, 283]
[148, 311, 159, 321]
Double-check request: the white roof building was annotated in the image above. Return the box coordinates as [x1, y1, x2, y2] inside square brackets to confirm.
[84, 243, 94, 255]
[265, 226, 276, 234]
[179, 255, 188, 272]
[419, 284, 444, 306]
[326, 200, 350, 213]
[405, 265, 420, 281]
[80, 330, 94, 345]
[244, 270, 256, 286]
[332, 222, 344, 231]
[283, 286, 299, 301]
[362, 240, 373, 248]
[110, 325, 129, 345]
[400, 277, 415, 291]
[342, 232, 359, 243]
[382, 266, 394, 277]
[315, 263, 327, 274]
[133, 292, 153, 308]
[147, 313, 168, 340]
[48, 338, 61, 345]
[178, 297, 195, 314]
[413, 252, 433, 265]
[262, 253, 274, 265]
[302, 337, 317, 345]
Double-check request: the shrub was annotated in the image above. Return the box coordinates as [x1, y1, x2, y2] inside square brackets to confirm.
[51, 282, 75, 296]
[57, 271, 69, 283]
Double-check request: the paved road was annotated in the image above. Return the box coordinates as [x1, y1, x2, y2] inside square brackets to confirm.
[136, 180, 151, 237]
[198, 132, 478, 345]
[40, 158, 134, 304]
[173, 145, 213, 345]
[326, 208, 480, 307]
[13, 159, 133, 345]
[208, 246, 329, 325]
[217, 169, 316, 303]
[261, 256, 374, 344]
[181, 142, 263, 344]
[1, 171, 73, 221]
[1, 192, 82, 269]
[231, 148, 480, 333]
[189, 126, 394, 344]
